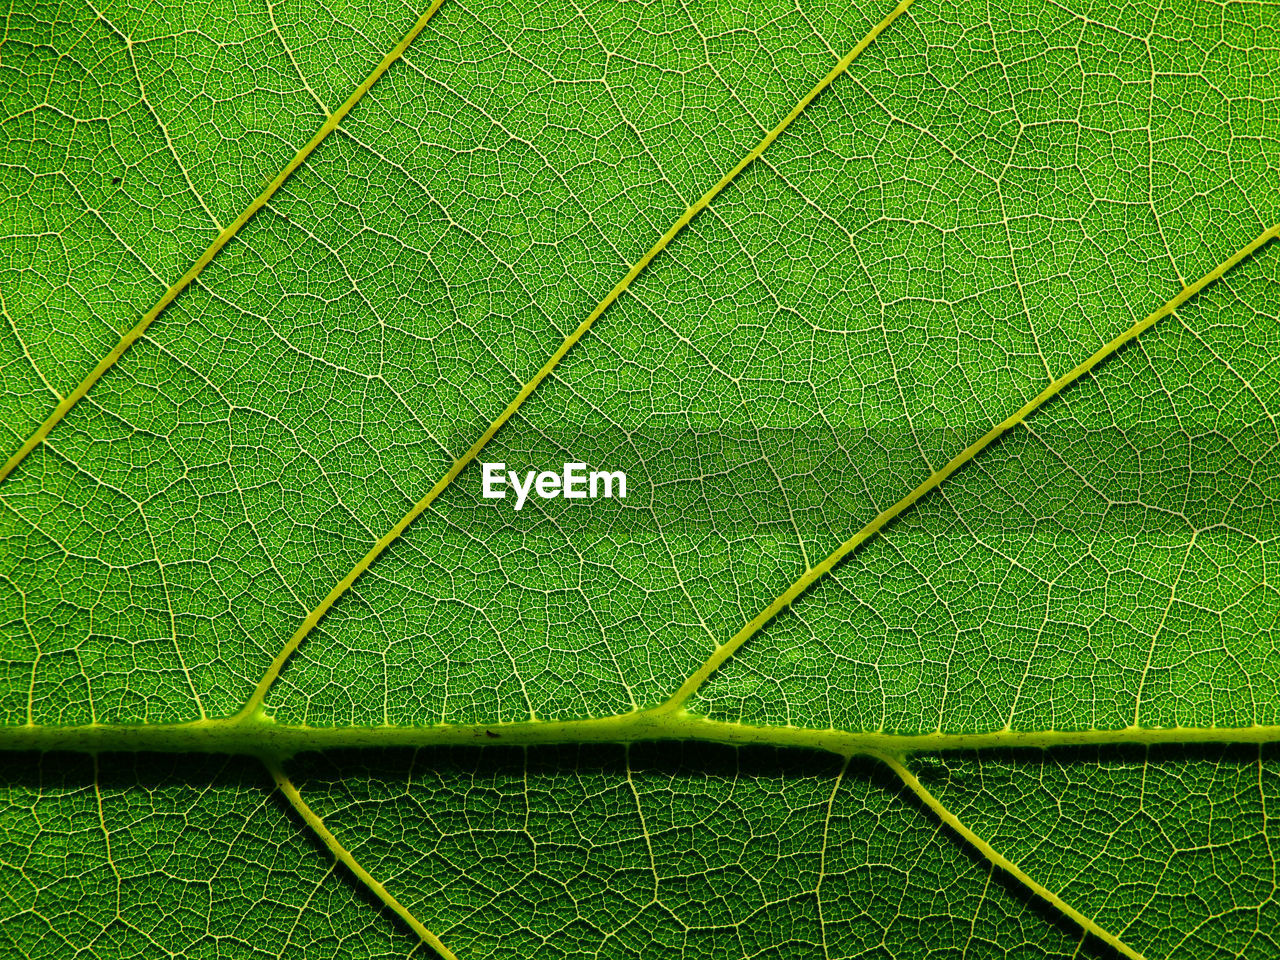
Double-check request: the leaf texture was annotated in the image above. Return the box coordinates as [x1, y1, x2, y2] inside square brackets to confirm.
[1, 0, 1278, 957]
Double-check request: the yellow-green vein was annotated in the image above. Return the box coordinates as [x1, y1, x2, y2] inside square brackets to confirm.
[238, 0, 918, 718]
[0, 0, 449, 486]
[659, 222, 1280, 711]
[875, 751, 1146, 960]
[15, 711, 1280, 757]
[265, 757, 461, 960]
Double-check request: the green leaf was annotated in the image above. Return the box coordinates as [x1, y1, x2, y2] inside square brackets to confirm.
[1, 0, 1277, 957]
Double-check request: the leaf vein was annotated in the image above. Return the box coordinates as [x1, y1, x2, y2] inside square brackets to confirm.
[659, 223, 1280, 712]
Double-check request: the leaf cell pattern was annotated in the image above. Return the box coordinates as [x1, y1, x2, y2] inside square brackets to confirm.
[1, 0, 1278, 957]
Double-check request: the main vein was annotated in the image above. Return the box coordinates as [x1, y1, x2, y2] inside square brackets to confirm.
[10, 709, 1280, 757]
[238, 0, 919, 718]
[0, 0, 449, 486]
[659, 222, 1280, 711]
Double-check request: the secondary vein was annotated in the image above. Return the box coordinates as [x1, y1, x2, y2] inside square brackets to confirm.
[0, 0, 450, 487]
[265, 757, 461, 960]
[659, 222, 1280, 711]
[237, 0, 920, 719]
[876, 751, 1147, 960]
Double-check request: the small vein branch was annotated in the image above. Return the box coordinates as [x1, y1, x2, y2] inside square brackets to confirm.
[874, 751, 1146, 960]
[660, 222, 1280, 711]
[0, 0, 450, 487]
[238, 0, 919, 718]
[265, 756, 461, 960]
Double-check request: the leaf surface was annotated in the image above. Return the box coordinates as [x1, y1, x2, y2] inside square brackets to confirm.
[1, 0, 1278, 957]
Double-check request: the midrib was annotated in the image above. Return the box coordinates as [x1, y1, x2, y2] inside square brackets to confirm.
[6, 710, 1280, 759]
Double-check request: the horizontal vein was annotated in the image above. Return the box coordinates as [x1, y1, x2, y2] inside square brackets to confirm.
[265, 757, 460, 960]
[238, 0, 917, 718]
[10, 710, 1280, 757]
[876, 751, 1145, 960]
[661, 222, 1280, 710]
[0, 0, 449, 487]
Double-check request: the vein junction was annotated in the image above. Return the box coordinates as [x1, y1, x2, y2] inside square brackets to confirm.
[661, 221, 1280, 710]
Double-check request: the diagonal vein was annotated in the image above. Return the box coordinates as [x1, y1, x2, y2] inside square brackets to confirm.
[265, 757, 461, 960]
[237, 0, 919, 718]
[875, 750, 1147, 960]
[660, 222, 1280, 711]
[0, 0, 450, 486]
